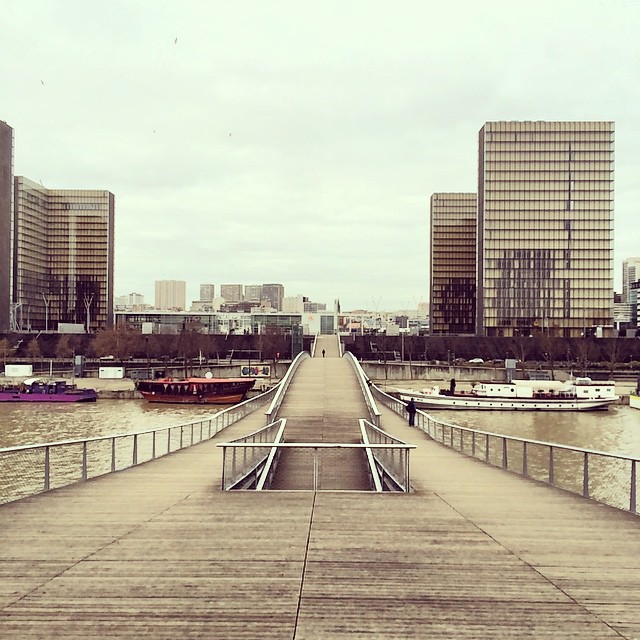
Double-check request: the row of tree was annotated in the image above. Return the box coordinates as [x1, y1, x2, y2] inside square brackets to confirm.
[345, 334, 640, 376]
[0, 329, 297, 364]
[2, 331, 640, 375]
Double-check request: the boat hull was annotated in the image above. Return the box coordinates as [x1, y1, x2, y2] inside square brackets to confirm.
[398, 393, 616, 411]
[139, 391, 250, 405]
[136, 377, 255, 405]
[0, 391, 97, 403]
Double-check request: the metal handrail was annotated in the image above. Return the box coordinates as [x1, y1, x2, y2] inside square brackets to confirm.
[0, 385, 278, 505]
[372, 383, 640, 514]
[264, 351, 310, 424]
[218, 419, 286, 490]
[343, 351, 381, 427]
[360, 422, 383, 492]
[360, 419, 412, 492]
[216, 441, 415, 492]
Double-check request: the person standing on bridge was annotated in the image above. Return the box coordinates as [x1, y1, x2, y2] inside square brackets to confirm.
[405, 398, 417, 426]
[322, 349, 325, 358]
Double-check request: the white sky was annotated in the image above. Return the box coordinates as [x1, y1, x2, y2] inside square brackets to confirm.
[2, 0, 639, 312]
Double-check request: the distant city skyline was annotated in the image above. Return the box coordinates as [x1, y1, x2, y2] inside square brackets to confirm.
[2, 3, 638, 312]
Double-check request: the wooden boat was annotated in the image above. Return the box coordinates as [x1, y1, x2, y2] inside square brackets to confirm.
[0, 378, 97, 403]
[395, 377, 618, 411]
[136, 376, 255, 404]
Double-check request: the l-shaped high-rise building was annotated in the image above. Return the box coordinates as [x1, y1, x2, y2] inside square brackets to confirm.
[0, 120, 114, 333]
[476, 121, 614, 338]
[0, 121, 13, 332]
[13, 177, 115, 332]
[430, 121, 615, 338]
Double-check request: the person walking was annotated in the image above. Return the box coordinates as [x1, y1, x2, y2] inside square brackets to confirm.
[405, 398, 417, 426]
[322, 349, 326, 358]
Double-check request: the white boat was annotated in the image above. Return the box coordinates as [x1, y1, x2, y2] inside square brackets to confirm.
[395, 377, 618, 411]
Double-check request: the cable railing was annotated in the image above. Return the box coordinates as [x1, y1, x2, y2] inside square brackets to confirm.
[0, 384, 279, 506]
[372, 384, 640, 514]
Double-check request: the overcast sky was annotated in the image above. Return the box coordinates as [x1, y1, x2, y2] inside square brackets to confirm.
[2, 1, 639, 312]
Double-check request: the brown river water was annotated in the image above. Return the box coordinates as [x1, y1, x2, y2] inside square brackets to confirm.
[0, 397, 638, 458]
[0, 400, 232, 449]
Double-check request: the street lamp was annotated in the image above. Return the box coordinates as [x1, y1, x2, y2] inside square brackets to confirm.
[42, 293, 50, 332]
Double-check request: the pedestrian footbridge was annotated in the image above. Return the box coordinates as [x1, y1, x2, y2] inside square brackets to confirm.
[1, 334, 640, 638]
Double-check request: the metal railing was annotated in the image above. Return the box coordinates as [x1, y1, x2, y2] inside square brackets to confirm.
[264, 351, 310, 424]
[219, 419, 287, 490]
[218, 438, 415, 491]
[344, 351, 381, 427]
[0, 385, 279, 506]
[360, 419, 413, 492]
[373, 384, 640, 514]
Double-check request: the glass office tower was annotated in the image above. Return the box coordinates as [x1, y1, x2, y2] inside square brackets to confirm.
[429, 193, 477, 334]
[0, 121, 13, 332]
[13, 177, 114, 331]
[477, 121, 614, 337]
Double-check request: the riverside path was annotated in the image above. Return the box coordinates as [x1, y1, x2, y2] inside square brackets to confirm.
[1, 335, 640, 638]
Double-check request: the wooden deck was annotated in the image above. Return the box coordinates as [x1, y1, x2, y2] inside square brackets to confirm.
[1, 336, 640, 638]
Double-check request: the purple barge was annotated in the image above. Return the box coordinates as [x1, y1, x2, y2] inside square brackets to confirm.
[0, 378, 98, 403]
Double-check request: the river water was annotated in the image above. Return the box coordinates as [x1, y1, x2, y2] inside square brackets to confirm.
[0, 398, 638, 457]
[0, 400, 231, 449]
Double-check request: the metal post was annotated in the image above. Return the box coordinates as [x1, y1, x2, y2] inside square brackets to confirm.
[221, 447, 226, 490]
[111, 438, 116, 472]
[502, 438, 508, 469]
[180, 426, 184, 449]
[631, 460, 637, 514]
[152, 431, 156, 460]
[313, 447, 319, 491]
[583, 452, 589, 497]
[167, 428, 171, 453]
[472, 431, 476, 457]
[405, 449, 410, 493]
[133, 434, 138, 466]
[522, 442, 528, 477]
[44, 446, 50, 491]
[82, 441, 88, 480]
[485, 434, 490, 462]
[549, 446, 555, 485]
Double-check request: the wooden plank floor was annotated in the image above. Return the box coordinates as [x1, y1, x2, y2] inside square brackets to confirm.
[2, 346, 640, 638]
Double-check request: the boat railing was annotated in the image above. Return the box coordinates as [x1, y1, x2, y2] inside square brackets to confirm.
[264, 351, 310, 424]
[372, 383, 640, 515]
[343, 351, 381, 427]
[0, 383, 280, 506]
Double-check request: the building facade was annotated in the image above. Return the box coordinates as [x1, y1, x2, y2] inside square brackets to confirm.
[199, 283, 215, 302]
[477, 121, 614, 338]
[429, 193, 477, 334]
[244, 284, 262, 303]
[154, 280, 186, 310]
[13, 177, 115, 331]
[622, 257, 640, 304]
[0, 121, 13, 332]
[262, 283, 284, 311]
[220, 284, 243, 303]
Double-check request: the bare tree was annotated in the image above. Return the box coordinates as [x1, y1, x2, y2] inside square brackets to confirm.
[26, 337, 42, 360]
[0, 338, 12, 364]
[55, 335, 73, 359]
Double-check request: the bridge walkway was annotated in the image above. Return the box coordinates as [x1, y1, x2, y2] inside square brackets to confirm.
[1, 351, 640, 637]
[269, 335, 370, 490]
